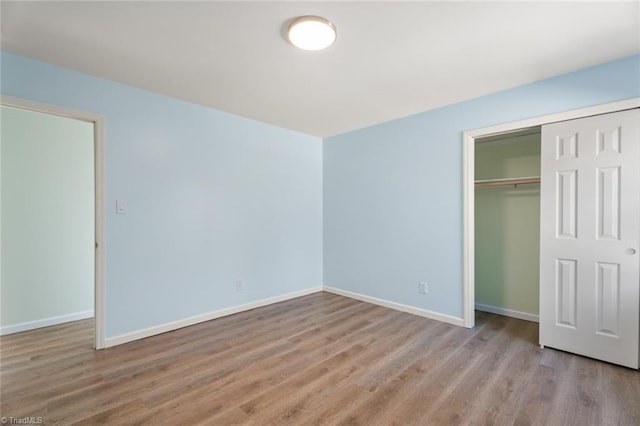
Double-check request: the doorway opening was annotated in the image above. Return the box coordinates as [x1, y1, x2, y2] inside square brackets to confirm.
[462, 97, 640, 329]
[474, 128, 541, 323]
[0, 96, 105, 349]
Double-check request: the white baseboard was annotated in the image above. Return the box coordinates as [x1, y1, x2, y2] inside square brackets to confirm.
[104, 286, 323, 348]
[0, 310, 94, 336]
[475, 303, 539, 323]
[323, 286, 465, 327]
[105, 285, 471, 348]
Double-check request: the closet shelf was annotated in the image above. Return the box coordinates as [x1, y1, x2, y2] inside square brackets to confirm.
[475, 176, 541, 188]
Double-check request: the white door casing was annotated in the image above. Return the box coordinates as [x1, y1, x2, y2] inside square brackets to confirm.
[539, 109, 640, 369]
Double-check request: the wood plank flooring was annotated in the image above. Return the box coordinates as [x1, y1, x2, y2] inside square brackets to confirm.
[1, 292, 639, 425]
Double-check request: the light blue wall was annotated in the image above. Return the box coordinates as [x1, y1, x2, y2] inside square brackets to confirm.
[324, 54, 640, 319]
[0, 52, 323, 338]
[2, 51, 638, 335]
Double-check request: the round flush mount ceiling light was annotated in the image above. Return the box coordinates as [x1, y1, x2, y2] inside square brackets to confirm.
[287, 16, 337, 51]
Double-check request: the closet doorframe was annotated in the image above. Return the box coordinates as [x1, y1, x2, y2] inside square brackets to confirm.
[462, 97, 640, 329]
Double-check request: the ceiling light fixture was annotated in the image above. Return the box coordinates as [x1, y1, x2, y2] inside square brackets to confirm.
[287, 16, 337, 51]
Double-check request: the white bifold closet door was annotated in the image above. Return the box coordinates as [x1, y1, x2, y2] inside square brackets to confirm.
[539, 108, 640, 369]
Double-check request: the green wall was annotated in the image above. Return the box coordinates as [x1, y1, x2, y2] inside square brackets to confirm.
[1, 105, 94, 331]
[475, 132, 540, 317]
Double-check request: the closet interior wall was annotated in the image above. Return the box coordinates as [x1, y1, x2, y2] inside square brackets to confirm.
[474, 130, 541, 321]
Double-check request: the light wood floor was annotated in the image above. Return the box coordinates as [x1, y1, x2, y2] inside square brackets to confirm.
[1, 292, 639, 425]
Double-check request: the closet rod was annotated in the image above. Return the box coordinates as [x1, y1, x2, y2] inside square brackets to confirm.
[474, 176, 541, 188]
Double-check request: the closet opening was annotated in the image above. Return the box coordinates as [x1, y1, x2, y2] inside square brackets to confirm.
[474, 127, 541, 323]
[462, 98, 640, 331]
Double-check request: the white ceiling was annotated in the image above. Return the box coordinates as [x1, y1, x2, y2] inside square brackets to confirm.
[1, 1, 639, 137]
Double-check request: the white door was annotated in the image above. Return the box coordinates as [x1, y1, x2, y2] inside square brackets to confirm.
[540, 109, 640, 369]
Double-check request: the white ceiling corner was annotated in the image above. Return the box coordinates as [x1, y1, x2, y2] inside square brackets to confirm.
[1, 1, 638, 137]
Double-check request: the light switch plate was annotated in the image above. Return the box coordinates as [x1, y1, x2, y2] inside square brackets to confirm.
[116, 200, 127, 214]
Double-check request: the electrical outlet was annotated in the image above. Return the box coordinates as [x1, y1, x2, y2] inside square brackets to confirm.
[235, 279, 244, 291]
[419, 281, 428, 295]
